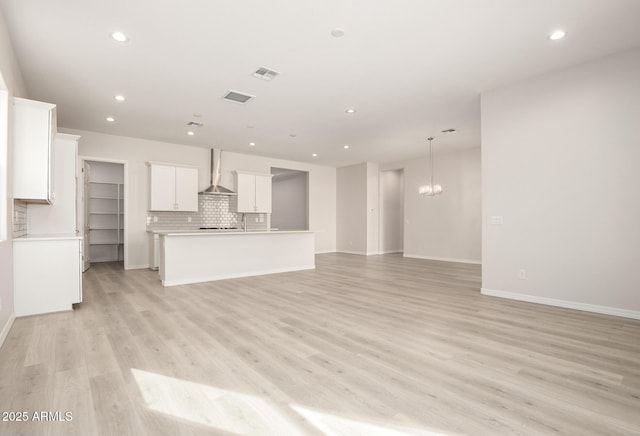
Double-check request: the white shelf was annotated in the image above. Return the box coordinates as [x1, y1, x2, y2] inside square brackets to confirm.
[88, 181, 124, 262]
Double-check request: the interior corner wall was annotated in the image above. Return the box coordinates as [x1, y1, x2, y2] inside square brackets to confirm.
[271, 171, 308, 231]
[366, 162, 380, 255]
[0, 6, 27, 345]
[387, 147, 481, 263]
[380, 169, 404, 254]
[481, 47, 640, 316]
[336, 163, 367, 254]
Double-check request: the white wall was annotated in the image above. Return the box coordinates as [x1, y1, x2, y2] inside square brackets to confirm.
[88, 160, 124, 184]
[336, 162, 381, 255]
[380, 169, 404, 253]
[384, 147, 481, 263]
[336, 163, 367, 254]
[366, 162, 380, 255]
[68, 128, 336, 267]
[481, 48, 640, 317]
[271, 170, 308, 231]
[0, 7, 27, 345]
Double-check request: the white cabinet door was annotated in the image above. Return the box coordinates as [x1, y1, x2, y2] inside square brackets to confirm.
[14, 238, 81, 316]
[150, 164, 176, 211]
[235, 172, 273, 213]
[149, 164, 198, 211]
[13, 97, 56, 203]
[254, 174, 272, 213]
[175, 167, 198, 211]
[236, 172, 257, 212]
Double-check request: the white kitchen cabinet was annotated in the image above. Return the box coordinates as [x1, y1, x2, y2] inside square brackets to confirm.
[149, 163, 198, 211]
[235, 171, 272, 213]
[13, 235, 83, 316]
[175, 167, 199, 211]
[13, 97, 57, 203]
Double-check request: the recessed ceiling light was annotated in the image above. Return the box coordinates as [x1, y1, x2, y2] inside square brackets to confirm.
[343, 145, 350, 149]
[289, 134, 297, 138]
[312, 153, 318, 157]
[193, 113, 202, 118]
[549, 30, 566, 41]
[345, 108, 356, 114]
[331, 28, 345, 38]
[114, 95, 125, 102]
[105, 116, 115, 122]
[111, 32, 128, 43]
[249, 142, 256, 146]
[187, 131, 195, 136]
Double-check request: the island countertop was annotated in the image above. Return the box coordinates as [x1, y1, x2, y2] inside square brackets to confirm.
[157, 229, 313, 236]
[158, 230, 315, 286]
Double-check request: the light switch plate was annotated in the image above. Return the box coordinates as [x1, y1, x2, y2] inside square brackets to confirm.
[490, 215, 504, 225]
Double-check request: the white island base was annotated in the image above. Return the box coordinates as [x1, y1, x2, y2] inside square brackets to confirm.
[159, 230, 315, 286]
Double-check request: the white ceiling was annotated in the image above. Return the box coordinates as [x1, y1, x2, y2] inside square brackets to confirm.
[2, 0, 640, 167]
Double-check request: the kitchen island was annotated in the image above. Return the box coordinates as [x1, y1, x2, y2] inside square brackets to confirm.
[157, 230, 315, 286]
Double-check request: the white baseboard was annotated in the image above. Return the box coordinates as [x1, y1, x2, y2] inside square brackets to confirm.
[315, 250, 336, 254]
[481, 288, 640, 320]
[336, 250, 368, 256]
[0, 313, 16, 351]
[379, 250, 403, 254]
[403, 253, 482, 265]
[162, 264, 316, 287]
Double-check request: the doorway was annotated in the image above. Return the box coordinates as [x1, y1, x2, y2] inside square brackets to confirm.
[78, 159, 126, 270]
[380, 169, 404, 254]
[271, 168, 309, 230]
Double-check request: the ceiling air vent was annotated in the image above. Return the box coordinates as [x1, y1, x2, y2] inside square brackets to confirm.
[222, 90, 255, 104]
[252, 67, 280, 81]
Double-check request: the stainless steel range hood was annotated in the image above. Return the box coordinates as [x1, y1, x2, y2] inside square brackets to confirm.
[199, 148, 237, 195]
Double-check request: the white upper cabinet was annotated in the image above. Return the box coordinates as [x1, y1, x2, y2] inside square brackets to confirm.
[175, 166, 199, 211]
[13, 97, 57, 203]
[149, 163, 198, 211]
[235, 171, 272, 213]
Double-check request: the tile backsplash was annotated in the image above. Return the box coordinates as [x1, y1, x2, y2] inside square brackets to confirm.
[146, 194, 267, 231]
[13, 200, 27, 237]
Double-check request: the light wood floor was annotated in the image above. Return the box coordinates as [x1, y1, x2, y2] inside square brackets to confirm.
[1, 254, 639, 436]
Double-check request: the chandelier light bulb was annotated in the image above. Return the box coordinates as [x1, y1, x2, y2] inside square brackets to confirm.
[418, 136, 443, 196]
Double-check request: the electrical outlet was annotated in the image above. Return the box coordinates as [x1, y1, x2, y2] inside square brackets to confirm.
[259, 214, 264, 223]
[153, 216, 158, 223]
[187, 217, 192, 223]
[255, 217, 259, 222]
[518, 269, 527, 280]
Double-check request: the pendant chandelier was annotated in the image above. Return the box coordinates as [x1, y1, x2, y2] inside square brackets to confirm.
[418, 137, 443, 196]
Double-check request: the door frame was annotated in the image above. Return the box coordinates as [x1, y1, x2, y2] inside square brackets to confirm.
[77, 155, 129, 269]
